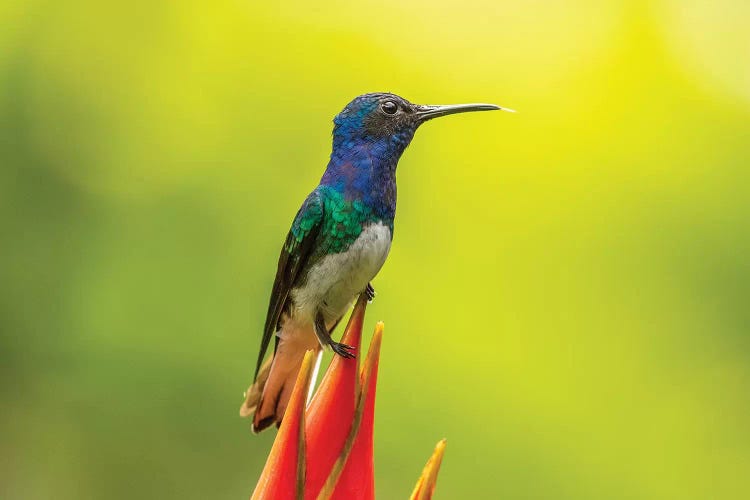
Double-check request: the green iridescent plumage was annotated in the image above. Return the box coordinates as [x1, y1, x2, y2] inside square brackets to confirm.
[288, 192, 324, 245]
[288, 186, 376, 255]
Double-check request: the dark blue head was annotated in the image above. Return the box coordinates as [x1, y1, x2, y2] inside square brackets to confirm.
[331, 92, 504, 161]
[322, 92, 508, 218]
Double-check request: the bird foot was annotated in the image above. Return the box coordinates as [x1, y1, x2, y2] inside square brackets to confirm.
[330, 341, 356, 359]
[364, 283, 376, 303]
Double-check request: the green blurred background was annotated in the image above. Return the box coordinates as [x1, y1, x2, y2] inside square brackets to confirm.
[2, 0, 749, 498]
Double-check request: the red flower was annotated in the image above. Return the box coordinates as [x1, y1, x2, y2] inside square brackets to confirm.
[249, 297, 446, 500]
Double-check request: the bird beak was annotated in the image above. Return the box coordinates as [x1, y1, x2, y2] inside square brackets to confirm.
[415, 103, 514, 122]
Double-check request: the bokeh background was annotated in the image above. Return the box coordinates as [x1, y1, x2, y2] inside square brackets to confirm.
[2, 0, 749, 498]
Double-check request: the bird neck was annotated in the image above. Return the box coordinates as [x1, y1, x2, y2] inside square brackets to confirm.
[320, 136, 404, 221]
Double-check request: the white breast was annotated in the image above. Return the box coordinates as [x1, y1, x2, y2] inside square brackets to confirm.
[291, 222, 391, 325]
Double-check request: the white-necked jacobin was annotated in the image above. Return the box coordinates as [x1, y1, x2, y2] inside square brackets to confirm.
[242, 92, 511, 432]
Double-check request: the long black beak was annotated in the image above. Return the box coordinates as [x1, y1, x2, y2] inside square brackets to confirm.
[415, 103, 514, 122]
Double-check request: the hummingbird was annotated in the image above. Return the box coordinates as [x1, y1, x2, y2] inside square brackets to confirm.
[241, 92, 511, 432]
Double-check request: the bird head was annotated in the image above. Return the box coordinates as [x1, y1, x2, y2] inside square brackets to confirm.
[331, 92, 510, 156]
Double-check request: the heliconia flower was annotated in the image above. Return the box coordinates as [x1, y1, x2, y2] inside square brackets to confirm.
[305, 297, 366, 499]
[409, 439, 447, 500]
[250, 350, 312, 500]
[324, 320, 381, 500]
[248, 297, 446, 499]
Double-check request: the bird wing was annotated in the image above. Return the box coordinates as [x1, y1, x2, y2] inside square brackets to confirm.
[254, 189, 325, 379]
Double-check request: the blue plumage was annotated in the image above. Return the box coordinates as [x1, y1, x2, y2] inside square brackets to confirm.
[321, 93, 421, 227]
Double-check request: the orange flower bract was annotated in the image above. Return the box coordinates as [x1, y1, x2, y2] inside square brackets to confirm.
[248, 298, 446, 499]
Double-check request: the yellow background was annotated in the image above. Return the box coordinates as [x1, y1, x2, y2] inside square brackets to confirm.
[2, 1, 749, 498]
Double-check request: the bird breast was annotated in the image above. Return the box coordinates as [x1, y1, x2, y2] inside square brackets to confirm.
[291, 222, 391, 324]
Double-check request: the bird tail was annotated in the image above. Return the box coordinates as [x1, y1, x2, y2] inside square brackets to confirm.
[240, 320, 321, 433]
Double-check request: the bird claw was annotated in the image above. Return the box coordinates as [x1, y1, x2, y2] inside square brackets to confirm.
[330, 341, 356, 359]
[365, 283, 376, 303]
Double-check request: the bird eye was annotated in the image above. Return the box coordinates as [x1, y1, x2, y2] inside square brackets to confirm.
[381, 101, 398, 115]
